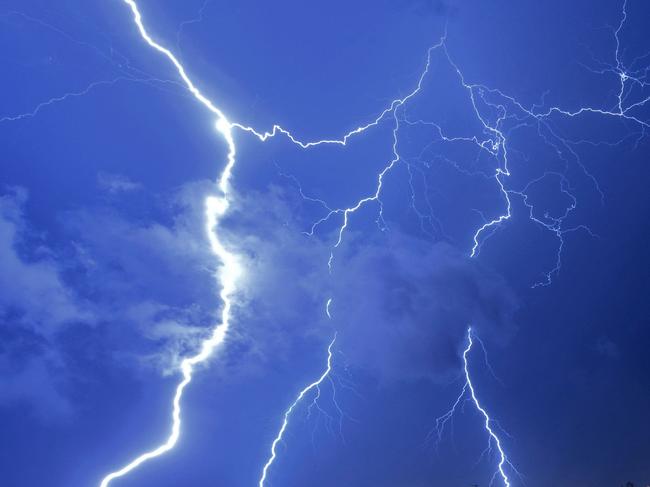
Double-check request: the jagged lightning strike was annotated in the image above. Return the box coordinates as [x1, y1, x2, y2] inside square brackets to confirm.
[2, 0, 639, 484]
[98, 1, 241, 484]
[9, 0, 644, 291]
[434, 328, 516, 487]
[98, 0, 386, 484]
[298, 0, 648, 287]
[258, 334, 337, 487]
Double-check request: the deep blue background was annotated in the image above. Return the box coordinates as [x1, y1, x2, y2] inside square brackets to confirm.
[0, 1, 648, 486]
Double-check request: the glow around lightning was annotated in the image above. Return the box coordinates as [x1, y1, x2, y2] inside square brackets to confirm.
[435, 328, 515, 487]
[10, 1, 644, 286]
[86, 0, 647, 483]
[99, 1, 240, 485]
[98, 4, 449, 484]
[258, 334, 337, 487]
[100, 1, 360, 484]
[0, 0, 644, 484]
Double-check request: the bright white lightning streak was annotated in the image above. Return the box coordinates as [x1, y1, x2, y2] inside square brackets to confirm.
[325, 298, 333, 319]
[96, 0, 646, 483]
[98, 1, 241, 485]
[302, 35, 447, 271]
[435, 327, 514, 487]
[258, 334, 337, 487]
[6, 0, 646, 289]
[103, 0, 374, 482]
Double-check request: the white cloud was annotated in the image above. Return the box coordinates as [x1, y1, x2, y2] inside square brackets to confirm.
[97, 172, 143, 194]
[0, 187, 93, 418]
[61, 179, 221, 371]
[0, 182, 220, 417]
[0, 187, 92, 333]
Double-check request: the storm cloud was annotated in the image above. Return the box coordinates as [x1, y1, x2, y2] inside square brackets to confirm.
[331, 233, 518, 382]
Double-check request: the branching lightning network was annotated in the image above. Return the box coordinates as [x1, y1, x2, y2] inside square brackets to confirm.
[2, 0, 648, 485]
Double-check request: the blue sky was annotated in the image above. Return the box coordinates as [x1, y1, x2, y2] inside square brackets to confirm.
[1, 1, 649, 486]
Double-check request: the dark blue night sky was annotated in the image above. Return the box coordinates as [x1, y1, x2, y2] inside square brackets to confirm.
[1, 1, 649, 486]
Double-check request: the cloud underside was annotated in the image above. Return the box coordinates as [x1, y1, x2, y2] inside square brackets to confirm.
[0, 179, 517, 418]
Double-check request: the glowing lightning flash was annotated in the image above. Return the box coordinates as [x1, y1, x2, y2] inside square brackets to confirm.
[96, 0, 647, 484]
[98, 1, 241, 485]
[101, 2, 351, 483]
[435, 328, 515, 487]
[258, 334, 337, 487]
[99, 2, 450, 483]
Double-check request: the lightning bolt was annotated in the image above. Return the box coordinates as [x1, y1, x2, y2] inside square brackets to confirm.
[175, 0, 212, 51]
[81, 0, 646, 483]
[435, 327, 516, 487]
[300, 35, 447, 271]
[95, 3, 448, 482]
[0, 0, 642, 483]
[98, 1, 242, 484]
[462, 0, 646, 262]
[5, 0, 646, 288]
[257, 287, 343, 483]
[100, 0, 363, 483]
[313, 0, 645, 285]
[258, 333, 337, 487]
[0, 77, 182, 124]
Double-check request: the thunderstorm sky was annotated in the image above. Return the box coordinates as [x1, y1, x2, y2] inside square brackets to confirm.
[1, 1, 649, 487]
